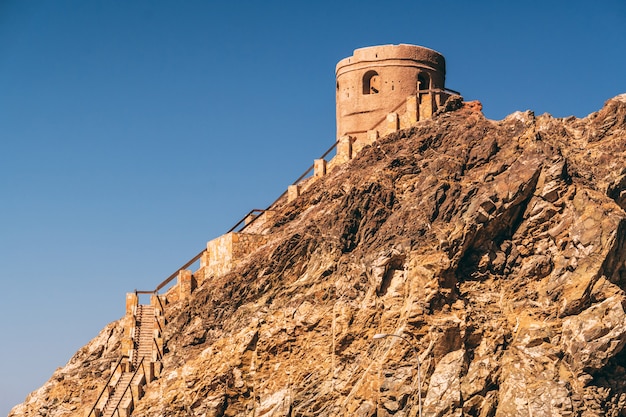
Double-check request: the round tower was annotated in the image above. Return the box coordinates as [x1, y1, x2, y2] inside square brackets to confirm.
[336, 44, 448, 144]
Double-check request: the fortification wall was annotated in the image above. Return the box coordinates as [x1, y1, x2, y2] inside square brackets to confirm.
[165, 231, 269, 301]
[200, 232, 268, 279]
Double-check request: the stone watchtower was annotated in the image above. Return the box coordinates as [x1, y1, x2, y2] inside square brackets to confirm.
[336, 44, 452, 152]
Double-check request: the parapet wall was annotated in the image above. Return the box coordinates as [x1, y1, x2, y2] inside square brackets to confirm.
[165, 231, 269, 302]
[201, 232, 268, 279]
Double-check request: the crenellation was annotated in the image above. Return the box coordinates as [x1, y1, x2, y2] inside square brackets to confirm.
[193, 230, 270, 283]
[119, 398, 132, 417]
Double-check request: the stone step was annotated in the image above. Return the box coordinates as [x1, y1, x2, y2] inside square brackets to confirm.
[93, 301, 163, 417]
[101, 373, 135, 417]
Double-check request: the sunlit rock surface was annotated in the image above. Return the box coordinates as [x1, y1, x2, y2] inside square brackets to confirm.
[10, 96, 626, 417]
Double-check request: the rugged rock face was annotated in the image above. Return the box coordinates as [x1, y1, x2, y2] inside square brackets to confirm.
[9, 320, 125, 417]
[10, 95, 626, 417]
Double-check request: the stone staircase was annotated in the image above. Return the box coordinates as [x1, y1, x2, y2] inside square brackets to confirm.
[100, 373, 134, 417]
[89, 299, 163, 417]
[133, 305, 155, 368]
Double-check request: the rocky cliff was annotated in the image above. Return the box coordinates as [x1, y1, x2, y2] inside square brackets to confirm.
[10, 95, 626, 417]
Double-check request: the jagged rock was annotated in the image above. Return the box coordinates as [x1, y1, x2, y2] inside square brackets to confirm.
[562, 295, 626, 373]
[423, 349, 465, 417]
[10, 95, 626, 417]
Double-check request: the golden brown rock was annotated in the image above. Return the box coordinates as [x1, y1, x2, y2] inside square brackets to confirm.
[10, 95, 626, 417]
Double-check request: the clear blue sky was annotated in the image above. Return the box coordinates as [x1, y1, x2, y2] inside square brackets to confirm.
[1, 1, 625, 414]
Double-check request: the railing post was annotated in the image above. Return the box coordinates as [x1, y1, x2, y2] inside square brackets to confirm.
[314, 159, 327, 178]
[87, 356, 128, 417]
[336, 135, 353, 164]
[419, 90, 434, 120]
[406, 95, 418, 124]
[177, 269, 195, 299]
[131, 380, 143, 403]
[367, 129, 379, 144]
[125, 293, 138, 316]
[287, 184, 301, 202]
[386, 112, 399, 135]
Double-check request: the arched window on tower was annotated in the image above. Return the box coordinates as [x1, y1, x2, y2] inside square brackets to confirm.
[417, 73, 430, 91]
[363, 70, 380, 95]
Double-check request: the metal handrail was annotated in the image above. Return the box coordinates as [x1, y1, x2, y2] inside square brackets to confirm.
[154, 314, 163, 334]
[227, 208, 265, 233]
[319, 140, 339, 160]
[151, 249, 205, 294]
[238, 142, 339, 232]
[109, 356, 146, 417]
[440, 87, 461, 96]
[94, 86, 462, 415]
[293, 164, 315, 185]
[86, 355, 128, 417]
[154, 294, 166, 318]
[153, 338, 163, 362]
[135, 87, 460, 297]
[152, 310, 164, 360]
[142, 138, 341, 295]
[237, 209, 267, 233]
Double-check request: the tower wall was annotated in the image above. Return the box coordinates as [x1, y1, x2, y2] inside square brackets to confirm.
[336, 44, 447, 143]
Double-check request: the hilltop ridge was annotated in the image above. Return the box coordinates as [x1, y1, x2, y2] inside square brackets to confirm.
[10, 95, 626, 417]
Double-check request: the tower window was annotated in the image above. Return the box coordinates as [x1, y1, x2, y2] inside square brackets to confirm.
[363, 70, 380, 95]
[418, 73, 430, 91]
